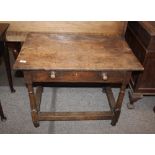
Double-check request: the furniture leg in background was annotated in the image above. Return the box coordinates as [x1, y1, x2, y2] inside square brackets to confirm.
[6, 42, 23, 77]
[6, 42, 22, 60]
[0, 23, 15, 93]
[1, 41, 15, 92]
[0, 100, 7, 121]
[127, 91, 143, 109]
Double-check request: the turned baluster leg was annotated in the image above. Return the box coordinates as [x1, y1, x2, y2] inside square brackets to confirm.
[24, 72, 39, 127]
[111, 72, 131, 126]
[27, 84, 40, 127]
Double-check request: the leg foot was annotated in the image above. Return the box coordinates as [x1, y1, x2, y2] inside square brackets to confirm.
[111, 110, 120, 126]
[111, 120, 117, 126]
[127, 102, 135, 109]
[11, 88, 16, 93]
[24, 73, 40, 127]
[0, 102, 7, 122]
[128, 91, 143, 109]
[102, 88, 106, 93]
[33, 121, 40, 128]
[1, 116, 7, 122]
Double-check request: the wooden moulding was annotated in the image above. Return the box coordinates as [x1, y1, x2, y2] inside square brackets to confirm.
[38, 111, 113, 121]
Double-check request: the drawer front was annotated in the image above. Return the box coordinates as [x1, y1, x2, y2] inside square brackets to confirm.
[30, 70, 126, 83]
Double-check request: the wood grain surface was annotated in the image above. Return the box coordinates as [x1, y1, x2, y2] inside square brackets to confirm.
[5, 21, 127, 41]
[14, 33, 143, 71]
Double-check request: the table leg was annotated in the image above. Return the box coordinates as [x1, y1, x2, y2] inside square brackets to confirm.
[111, 72, 131, 126]
[24, 71, 39, 127]
[111, 86, 125, 126]
[24, 72, 40, 127]
[36, 86, 43, 112]
[27, 84, 40, 127]
[2, 42, 15, 93]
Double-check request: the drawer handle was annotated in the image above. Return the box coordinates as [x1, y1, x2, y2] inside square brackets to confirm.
[50, 71, 56, 79]
[102, 72, 108, 81]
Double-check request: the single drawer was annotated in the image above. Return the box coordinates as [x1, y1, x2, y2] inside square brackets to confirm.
[30, 70, 126, 83]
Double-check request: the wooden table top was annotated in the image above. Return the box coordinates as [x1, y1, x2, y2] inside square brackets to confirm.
[14, 33, 143, 71]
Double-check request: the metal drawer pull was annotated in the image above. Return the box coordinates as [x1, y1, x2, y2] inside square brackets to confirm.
[50, 71, 56, 79]
[102, 72, 108, 81]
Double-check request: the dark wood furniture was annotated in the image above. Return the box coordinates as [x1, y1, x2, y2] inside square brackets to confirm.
[125, 21, 155, 108]
[0, 100, 7, 121]
[0, 23, 15, 92]
[14, 31, 143, 127]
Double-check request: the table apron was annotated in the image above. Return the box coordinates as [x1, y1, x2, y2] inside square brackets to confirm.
[25, 70, 127, 83]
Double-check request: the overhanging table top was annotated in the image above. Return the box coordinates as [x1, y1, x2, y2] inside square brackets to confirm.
[14, 33, 143, 71]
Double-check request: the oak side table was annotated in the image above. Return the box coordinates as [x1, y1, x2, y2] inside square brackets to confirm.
[14, 33, 143, 127]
